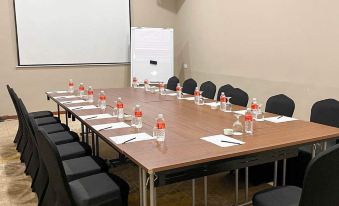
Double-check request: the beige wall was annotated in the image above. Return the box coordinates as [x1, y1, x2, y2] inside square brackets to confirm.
[0, 0, 176, 116]
[175, 0, 339, 120]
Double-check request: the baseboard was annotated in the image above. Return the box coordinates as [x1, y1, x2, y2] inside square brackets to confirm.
[0, 111, 66, 121]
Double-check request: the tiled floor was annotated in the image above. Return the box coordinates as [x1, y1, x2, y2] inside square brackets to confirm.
[0, 116, 271, 206]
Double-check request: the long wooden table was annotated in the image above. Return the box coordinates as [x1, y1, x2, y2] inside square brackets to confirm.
[46, 88, 339, 206]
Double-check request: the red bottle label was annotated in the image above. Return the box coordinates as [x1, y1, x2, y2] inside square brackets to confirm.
[99, 95, 106, 101]
[144, 80, 148, 84]
[157, 122, 166, 129]
[245, 114, 253, 121]
[79, 86, 84, 91]
[176, 86, 181, 92]
[220, 96, 227, 103]
[135, 111, 142, 117]
[117, 102, 124, 109]
[88, 90, 93, 95]
[69, 82, 74, 87]
[194, 90, 200, 96]
[251, 103, 258, 110]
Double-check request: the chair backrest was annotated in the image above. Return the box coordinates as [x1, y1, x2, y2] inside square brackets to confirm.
[265, 94, 295, 117]
[217, 84, 234, 101]
[6, 85, 24, 127]
[200, 81, 216, 99]
[167, 76, 179, 91]
[299, 144, 339, 206]
[229, 88, 249, 107]
[182, 78, 197, 95]
[310, 99, 339, 127]
[36, 129, 74, 206]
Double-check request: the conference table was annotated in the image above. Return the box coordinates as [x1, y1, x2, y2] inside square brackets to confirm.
[46, 87, 339, 206]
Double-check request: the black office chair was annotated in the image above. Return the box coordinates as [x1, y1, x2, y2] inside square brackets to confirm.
[167, 76, 179, 91]
[217, 84, 234, 101]
[253, 143, 339, 206]
[288, 99, 339, 186]
[229, 88, 249, 107]
[36, 129, 129, 206]
[265, 94, 295, 117]
[182, 78, 197, 95]
[200, 81, 216, 99]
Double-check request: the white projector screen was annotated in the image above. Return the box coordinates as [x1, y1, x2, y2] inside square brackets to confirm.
[14, 0, 130, 66]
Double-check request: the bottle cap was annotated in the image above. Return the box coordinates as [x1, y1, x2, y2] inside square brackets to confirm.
[221, 92, 225, 95]
[253, 98, 257, 101]
[136, 104, 140, 108]
[118, 97, 122, 100]
[158, 114, 163, 118]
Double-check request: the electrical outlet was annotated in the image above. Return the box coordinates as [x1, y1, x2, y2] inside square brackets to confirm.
[183, 64, 188, 69]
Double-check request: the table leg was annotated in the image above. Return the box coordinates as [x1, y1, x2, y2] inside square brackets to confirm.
[95, 134, 99, 156]
[312, 144, 316, 158]
[65, 110, 68, 126]
[274, 161, 278, 187]
[245, 167, 249, 202]
[324, 141, 327, 151]
[81, 124, 84, 142]
[139, 167, 143, 206]
[235, 169, 239, 206]
[192, 179, 196, 206]
[57, 105, 60, 120]
[149, 172, 155, 206]
[204, 176, 208, 206]
[283, 159, 287, 186]
[91, 131, 95, 156]
[142, 169, 147, 206]
[85, 127, 89, 143]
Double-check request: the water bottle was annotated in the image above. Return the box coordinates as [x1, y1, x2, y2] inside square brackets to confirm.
[68, 79, 74, 93]
[220, 92, 227, 111]
[251, 98, 259, 119]
[78, 83, 85, 98]
[194, 87, 200, 104]
[159, 82, 166, 95]
[245, 108, 254, 135]
[132, 77, 138, 88]
[155, 114, 166, 142]
[87, 86, 94, 102]
[144, 79, 150, 91]
[98, 91, 106, 111]
[176, 83, 182, 99]
[134, 105, 143, 129]
[117, 97, 124, 120]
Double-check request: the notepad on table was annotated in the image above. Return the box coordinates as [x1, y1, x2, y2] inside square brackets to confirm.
[80, 114, 114, 121]
[182, 97, 195, 101]
[60, 100, 86, 104]
[166, 93, 177, 96]
[68, 105, 98, 110]
[265, 116, 297, 123]
[93, 122, 130, 131]
[201, 135, 245, 147]
[233, 110, 247, 115]
[54, 95, 78, 99]
[205, 102, 220, 107]
[109, 133, 155, 144]
[47, 91, 68, 94]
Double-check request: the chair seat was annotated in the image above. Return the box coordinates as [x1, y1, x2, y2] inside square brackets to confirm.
[63, 156, 107, 182]
[35, 116, 60, 126]
[57, 142, 92, 160]
[29, 111, 53, 119]
[69, 173, 122, 206]
[49, 131, 79, 145]
[253, 186, 302, 206]
[39, 123, 69, 134]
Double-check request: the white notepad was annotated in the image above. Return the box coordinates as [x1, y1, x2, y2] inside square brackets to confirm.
[201, 135, 245, 147]
[68, 105, 98, 110]
[60, 100, 86, 104]
[182, 97, 195, 101]
[166, 93, 177, 96]
[205, 102, 221, 107]
[233, 110, 247, 116]
[109, 133, 156, 144]
[47, 90, 68, 94]
[265, 116, 297, 123]
[54, 95, 79, 99]
[80, 114, 114, 120]
[93, 122, 131, 131]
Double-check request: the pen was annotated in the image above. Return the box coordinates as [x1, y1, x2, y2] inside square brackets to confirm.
[62, 101, 72, 104]
[85, 116, 98, 120]
[99, 126, 112, 131]
[221, 140, 242, 145]
[277, 116, 283, 119]
[72, 107, 83, 110]
[122, 137, 136, 144]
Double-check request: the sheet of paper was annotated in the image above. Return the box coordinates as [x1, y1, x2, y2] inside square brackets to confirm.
[47, 91, 68, 94]
[92, 122, 131, 131]
[68, 105, 98, 110]
[166, 93, 177, 96]
[60, 100, 86, 104]
[201, 135, 245, 147]
[233, 110, 247, 115]
[54, 95, 79, 99]
[265, 116, 297, 123]
[205, 102, 220, 107]
[80, 113, 114, 120]
[109, 133, 156, 144]
[182, 97, 195, 101]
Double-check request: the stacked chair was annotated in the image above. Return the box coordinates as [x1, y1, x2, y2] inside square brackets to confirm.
[7, 85, 129, 206]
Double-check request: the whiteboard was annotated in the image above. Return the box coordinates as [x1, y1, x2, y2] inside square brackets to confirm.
[14, 0, 130, 66]
[131, 27, 174, 84]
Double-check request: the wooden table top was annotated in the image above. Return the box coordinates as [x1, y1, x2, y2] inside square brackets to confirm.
[47, 88, 339, 173]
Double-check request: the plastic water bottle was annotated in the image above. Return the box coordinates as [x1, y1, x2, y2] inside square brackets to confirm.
[245, 108, 254, 135]
[79, 83, 85, 98]
[176, 83, 182, 99]
[220, 92, 227, 111]
[87, 86, 94, 102]
[68, 79, 74, 93]
[194, 87, 200, 104]
[155, 114, 166, 141]
[98, 91, 106, 111]
[132, 77, 138, 88]
[134, 105, 143, 129]
[144, 79, 150, 91]
[159, 82, 166, 95]
[251, 98, 259, 119]
[117, 97, 124, 120]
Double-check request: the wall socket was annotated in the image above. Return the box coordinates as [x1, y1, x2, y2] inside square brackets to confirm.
[183, 63, 188, 69]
